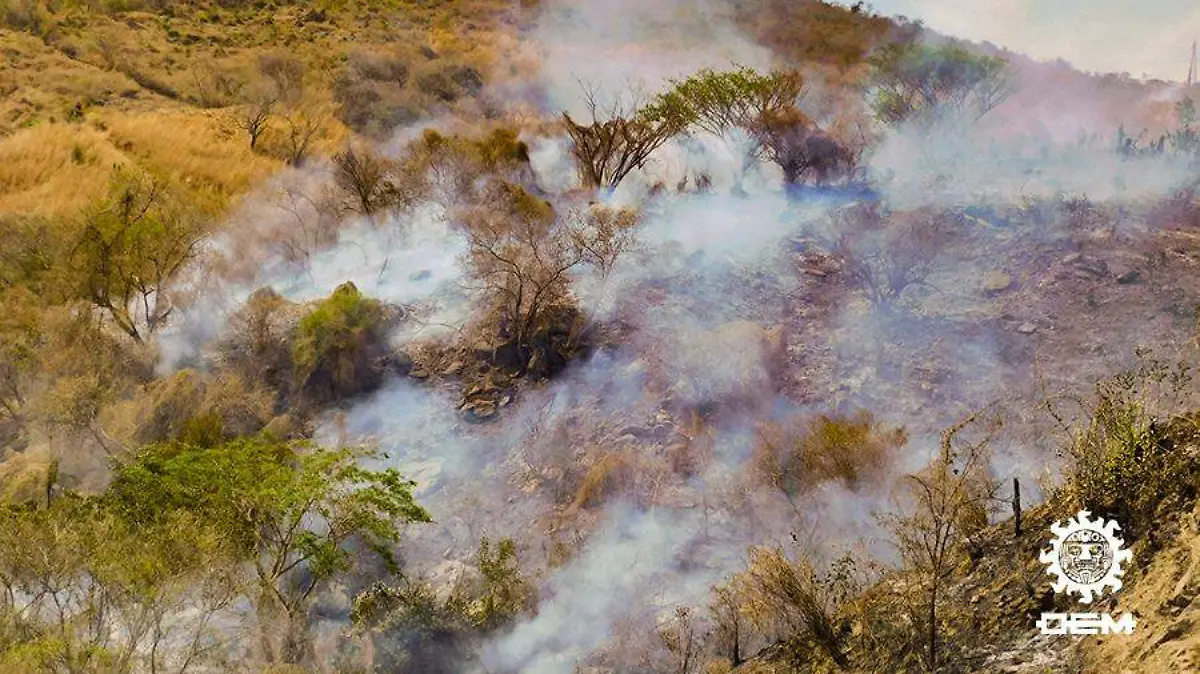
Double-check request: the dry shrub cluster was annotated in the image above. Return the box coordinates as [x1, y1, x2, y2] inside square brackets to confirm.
[334, 47, 422, 137]
[333, 44, 486, 139]
[825, 203, 959, 314]
[750, 410, 905, 500]
[100, 369, 275, 448]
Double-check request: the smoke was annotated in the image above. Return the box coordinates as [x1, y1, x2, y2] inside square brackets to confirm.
[534, 0, 774, 118]
[480, 505, 735, 674]
[157, 176, 471, 372]
[144, 1, 1200, 670]
[868, 124, 1199, 210]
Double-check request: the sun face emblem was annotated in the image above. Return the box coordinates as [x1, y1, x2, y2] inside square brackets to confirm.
[1058, 528, 1114, 584]
[1039, 511, 1131, 604]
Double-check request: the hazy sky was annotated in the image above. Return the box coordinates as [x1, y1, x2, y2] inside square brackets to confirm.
[863, 0, 1200, 81]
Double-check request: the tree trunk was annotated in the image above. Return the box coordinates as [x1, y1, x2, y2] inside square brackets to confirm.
[927, 584, 938, 672]
[1013, 477, 1022, 538]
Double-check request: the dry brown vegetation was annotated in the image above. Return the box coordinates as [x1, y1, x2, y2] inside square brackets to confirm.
[5, 1, 1200, 673]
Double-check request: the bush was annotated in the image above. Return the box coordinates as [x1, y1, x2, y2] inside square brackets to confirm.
[415, 63, 483, 102]
[349, 48, 410, 87]
[752, 410, 905, 500]
[1063, 361, 1200, 541]
[291, 282, 396, 404]
[334, 77, 423, 137]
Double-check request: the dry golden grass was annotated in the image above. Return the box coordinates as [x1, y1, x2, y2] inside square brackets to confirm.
[0, 0, 529, 221]
[0, 124, 126, 217]
[103, 109, 281, 199]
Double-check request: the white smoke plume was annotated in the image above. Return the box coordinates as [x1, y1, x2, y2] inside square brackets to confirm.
[145, 0, 1200, 670]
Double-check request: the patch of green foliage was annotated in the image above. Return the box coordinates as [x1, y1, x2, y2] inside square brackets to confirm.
[1062, 359, 1200, 542]
[291, 281, 391, 402]
[867, 40, 1011, 129]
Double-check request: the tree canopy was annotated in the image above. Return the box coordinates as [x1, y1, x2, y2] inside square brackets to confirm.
[867, 41, 1012, 129]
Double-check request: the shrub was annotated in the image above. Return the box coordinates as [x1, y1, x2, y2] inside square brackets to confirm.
[1062, 360, 1200, 541]
[291, 282, 395, 404]
[751, 410, 905, 501]
[348, 48, 410, 87]
[415, 63, 483, 103]
[333, 66, 423, 137]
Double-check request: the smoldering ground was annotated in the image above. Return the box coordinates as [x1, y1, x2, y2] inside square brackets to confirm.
[143, 1, 1200, 671]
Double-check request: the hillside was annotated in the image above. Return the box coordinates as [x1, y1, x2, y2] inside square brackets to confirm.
[4, 1, 1200, 673]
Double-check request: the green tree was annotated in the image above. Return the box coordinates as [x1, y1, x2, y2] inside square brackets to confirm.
[0, 495, 241, 674]
[71, 169, 211, 344]
[653, 67, 805, 140]
[653, 67, 853, 185]
[469, 536, 534, 630]
[107, 436, 431, 665]
[867, 40, 1011, 129]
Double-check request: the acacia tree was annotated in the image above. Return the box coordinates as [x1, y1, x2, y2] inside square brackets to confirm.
[654, 67, 852, 185]
[108, 437, 431, 665]
[72, 170, 210, 344]
[655, 67, 805, 139]
[867, 40, 1012, 129]
[562, 85, 690, 190]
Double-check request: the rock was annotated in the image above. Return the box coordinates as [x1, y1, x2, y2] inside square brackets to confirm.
[463, 401, 497, 422]
[382, 350, 414, 376]
[1077, 258, 1111, 277]
[981, 271, 1013, 293]
[1017, 322, 1038, 334]
[1116, 269, 1141, 284]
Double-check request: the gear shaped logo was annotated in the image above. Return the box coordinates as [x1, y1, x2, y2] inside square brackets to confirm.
[1039, 510, 1132, 604]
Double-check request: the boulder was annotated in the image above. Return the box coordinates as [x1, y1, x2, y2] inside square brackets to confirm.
[981, 271, 1013, 294]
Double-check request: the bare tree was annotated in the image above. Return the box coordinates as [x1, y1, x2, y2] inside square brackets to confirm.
[271, 185, 339, 273]
[330, 144, 424, 220]
[885, 409, 1002, 672]
[333, 144, 392, 218]
[281, 110, 322, 167]
[709, 582, 749, 667]
[658, 606, 703, 674]
[562, 84, 689, 190]
[826, 205, 952, 315]
[239, 93, 275, 151]
[566, 203, 640, 277]
[462, 183, 585, 364]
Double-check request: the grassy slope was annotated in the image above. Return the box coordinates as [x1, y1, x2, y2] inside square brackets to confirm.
[0, 0, 521, 218]
[6, 2, 1200, 670]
